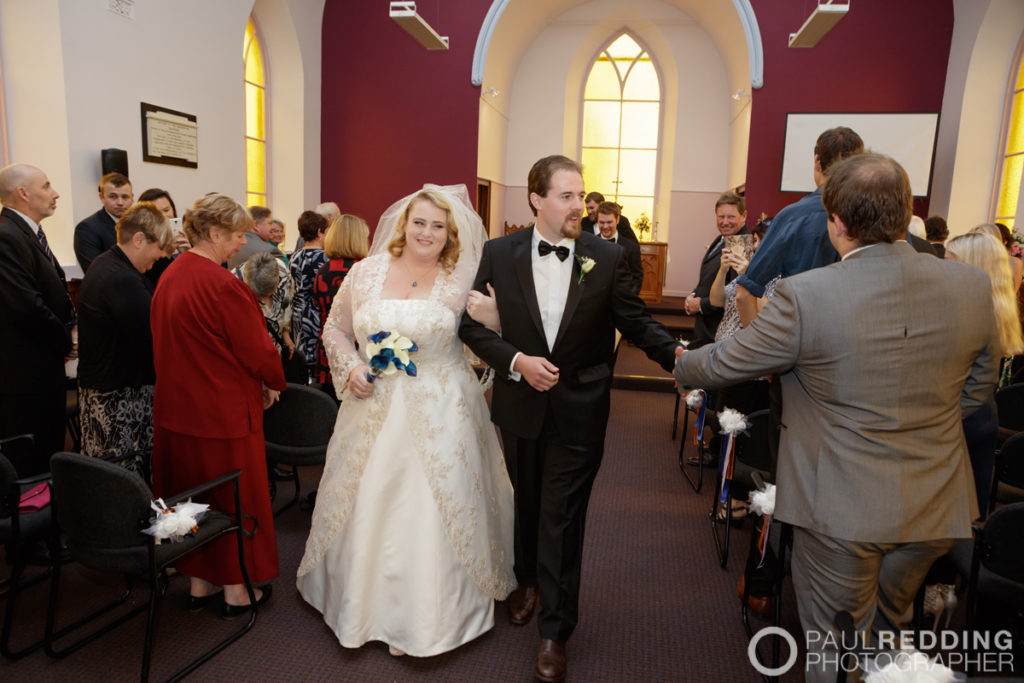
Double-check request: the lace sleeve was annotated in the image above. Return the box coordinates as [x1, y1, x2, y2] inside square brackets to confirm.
[322, 261, 364, 397]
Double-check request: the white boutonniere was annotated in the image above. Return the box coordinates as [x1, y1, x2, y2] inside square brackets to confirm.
[576, 255, 595, 285]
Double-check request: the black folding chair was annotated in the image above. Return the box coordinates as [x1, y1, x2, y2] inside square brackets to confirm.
[0, 434, 57, 659]
[45, 452, 258, 682]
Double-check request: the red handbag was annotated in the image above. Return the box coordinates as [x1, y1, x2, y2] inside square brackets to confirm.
[18, 482, 51, 512]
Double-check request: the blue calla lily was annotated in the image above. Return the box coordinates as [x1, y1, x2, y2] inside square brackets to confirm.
[405, 362, 417, 377]
[369, 330, 389, 344]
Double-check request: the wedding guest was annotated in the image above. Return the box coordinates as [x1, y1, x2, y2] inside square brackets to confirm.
[227, 205, 285, 269]
[946, 231, 1023, 515]
[151, 194, 286, 616]
[233, 252, 296, 363]
[0, 163, 75, 475]
[676, 154, 995, 682]
[269, 218, 286, 247]
[290, 210, 330, 382]
[77, 202, 172, 473]
[74, 172, 133, 273]
[312, 214, 369, 401]
[295, 201, 339, 251]
[924, 215, 948, 258]
[237, 252, 295, 357]
[595, 201, 643, 294]
[684, 191, 750, 347]
[297, 185, 514, 657]
[138, 187, 186, 284]
[972, 222, 1023, 291]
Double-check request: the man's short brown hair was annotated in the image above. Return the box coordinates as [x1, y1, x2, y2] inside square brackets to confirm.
[715, 191, 745, 215]
[596, 201, 620, 219]
[821, 153, 911, 246]
[99, 172, 130, 192]
[814, 127, 864, 176]
[249, 205, 272, 223]
[527, 155, 583, 216]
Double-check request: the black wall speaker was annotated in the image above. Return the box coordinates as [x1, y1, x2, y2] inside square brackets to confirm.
[101, 148, 129, 177]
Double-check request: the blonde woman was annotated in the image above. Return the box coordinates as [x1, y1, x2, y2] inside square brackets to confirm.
[946, 231, 1024, 515]
[970, 222, 1023, 292]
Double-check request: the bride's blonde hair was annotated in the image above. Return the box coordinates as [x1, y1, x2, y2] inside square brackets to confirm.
[947, 231, 1024, 355]
[387, 189, 461, 273]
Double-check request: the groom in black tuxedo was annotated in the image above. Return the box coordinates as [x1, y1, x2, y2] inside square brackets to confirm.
[459, 155, 681, 682]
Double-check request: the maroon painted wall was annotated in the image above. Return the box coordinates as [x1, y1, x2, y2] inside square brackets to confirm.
[744, 0, 954, 221]
[320, 0, 488, 229]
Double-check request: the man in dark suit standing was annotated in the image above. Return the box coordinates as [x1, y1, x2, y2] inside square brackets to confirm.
[74, 171, 133, 273]
[459, 155, 681, 683]
[595, 201, 644, 294]
[580, 191, 639, 248]
[0, 164, 76, 473]
[683, 191, 748, 348]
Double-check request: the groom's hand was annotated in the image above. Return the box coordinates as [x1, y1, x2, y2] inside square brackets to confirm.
[514, 355, 559, 391]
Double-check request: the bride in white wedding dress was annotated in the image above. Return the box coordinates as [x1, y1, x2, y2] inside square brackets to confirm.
[297, 185, 515, 657]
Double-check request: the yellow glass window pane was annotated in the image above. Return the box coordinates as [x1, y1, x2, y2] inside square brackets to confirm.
[617, 149, 656, 197]
[246, 83, 265, 139]
[245, 34, 264, 87]
[582, 101, 621, 148]
[607, 34, 641, 60]
[581, 148, 620, 199]
[619, 196, 653, 236]
[1007, 92, 1024, 155]
[997, 154, 1023, 219]
[584, 59, 622, 100]
[247, 192, 265, 208]
[244, 20, 254, 58]
[246, 139, 266, 194]
[620, 102, 659, 149]
[623, 57, 659, 101]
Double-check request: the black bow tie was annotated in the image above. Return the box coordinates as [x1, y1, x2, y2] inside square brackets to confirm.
[538, 241, 570, 262]
[605, 237, 616, 243]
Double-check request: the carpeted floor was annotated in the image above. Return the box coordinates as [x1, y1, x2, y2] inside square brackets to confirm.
[3, 389, 806, 682]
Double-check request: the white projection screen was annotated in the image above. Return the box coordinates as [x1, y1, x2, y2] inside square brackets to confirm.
[780, 113, 939, 196]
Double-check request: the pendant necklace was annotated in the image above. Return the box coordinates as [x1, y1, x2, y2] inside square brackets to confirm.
[407, 260, 438, 288]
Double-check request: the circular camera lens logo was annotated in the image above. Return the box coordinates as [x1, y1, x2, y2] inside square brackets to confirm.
[748, 626, 798, 676]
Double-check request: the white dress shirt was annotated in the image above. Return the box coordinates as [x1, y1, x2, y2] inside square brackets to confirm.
[508, 229, 576, 379]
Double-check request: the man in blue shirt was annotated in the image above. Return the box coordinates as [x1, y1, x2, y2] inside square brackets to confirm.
[735, 127, 863, 323]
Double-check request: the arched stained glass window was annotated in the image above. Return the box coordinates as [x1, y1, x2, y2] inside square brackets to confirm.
[581, 34, 660, 235]
[995, 39, 1024, 229]
[244, 19, 268, 208]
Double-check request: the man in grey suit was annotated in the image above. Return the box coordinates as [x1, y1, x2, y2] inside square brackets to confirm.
[674, 154, 996, 681]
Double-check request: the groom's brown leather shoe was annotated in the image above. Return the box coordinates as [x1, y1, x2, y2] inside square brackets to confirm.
[507, 585, 538, 625]
[535, 638, 566, 682]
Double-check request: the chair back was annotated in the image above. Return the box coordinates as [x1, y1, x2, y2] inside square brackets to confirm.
[263, 383, 338, 449]
[976, 501, 1024, 583]
[734, 409, 775, 478]
[50, 452, 152, 552]
[0, 454, 17, 520]
[995, 431, 1024, 491]
[996, 383, 1024, 432]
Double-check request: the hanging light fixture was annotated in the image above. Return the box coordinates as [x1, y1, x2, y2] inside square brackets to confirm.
[390, 2, 449, 51]
[788, 0, 850, 48]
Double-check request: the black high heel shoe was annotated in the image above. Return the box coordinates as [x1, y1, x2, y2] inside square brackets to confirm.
[222, 584, 273, 619]
[187, 590, 223, 612]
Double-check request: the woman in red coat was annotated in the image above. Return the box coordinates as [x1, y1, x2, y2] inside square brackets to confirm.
[151, 194, 287, 616]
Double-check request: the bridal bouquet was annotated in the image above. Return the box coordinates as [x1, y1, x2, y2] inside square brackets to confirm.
[365, 330, 418, 382]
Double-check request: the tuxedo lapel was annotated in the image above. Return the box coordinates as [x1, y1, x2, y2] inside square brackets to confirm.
[552, 243, 586, 351]
[513, 229, 546, 343]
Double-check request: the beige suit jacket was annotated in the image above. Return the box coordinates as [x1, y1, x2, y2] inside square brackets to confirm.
[674, 241, 998, 543]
